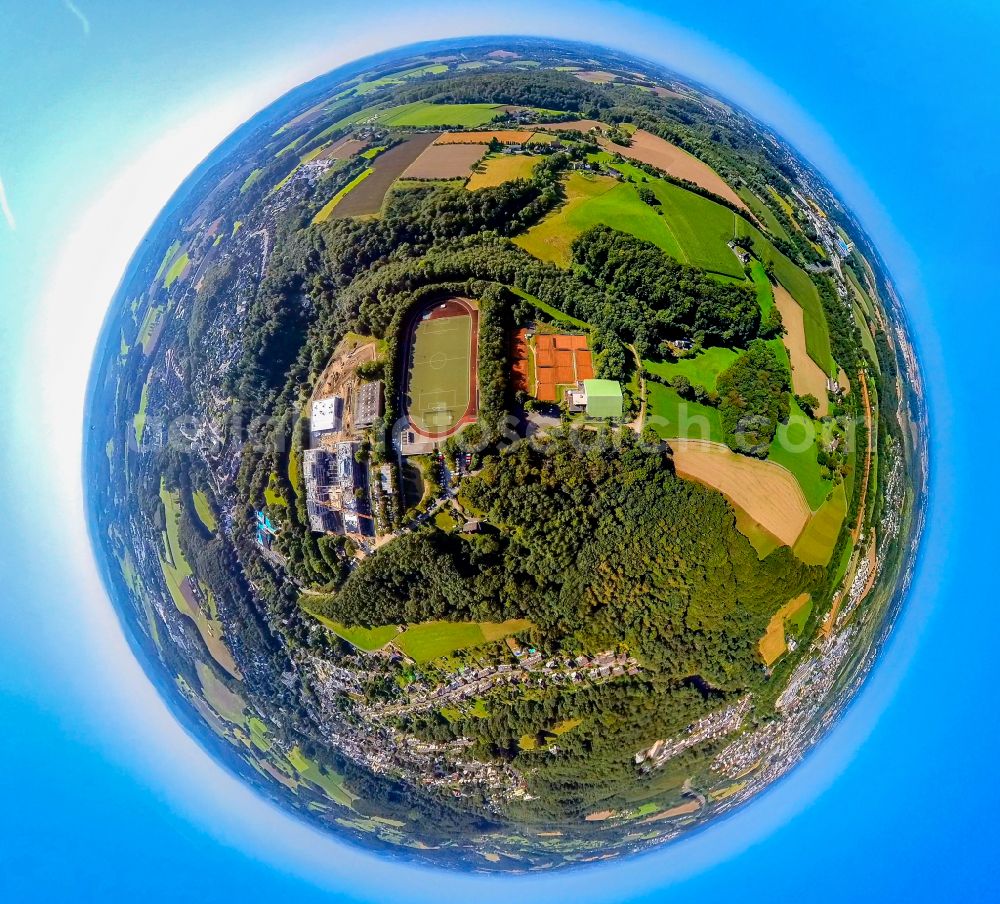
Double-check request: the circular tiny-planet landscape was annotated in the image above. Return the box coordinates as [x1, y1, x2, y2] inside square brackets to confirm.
[86, 37, 928, 871]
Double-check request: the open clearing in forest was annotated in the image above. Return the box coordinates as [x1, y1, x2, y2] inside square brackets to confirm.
[395, 619, 532, 663]
[515, 172, 688, 267]
[467, 154, 540, 189]
[404, 297, 478, 439]
[793, 482, 848, 566]
[325, 133, 438, 218]
[403, 143, 484, 179]
[646, 384, 724, 444]
[772, 284, 831, 416]
[318, 619, 401, 651]
[644, 347, 738, 392]
[759, 593, 812, 666]
[670, 439, 812, 547]
[311, 613, 531, 662]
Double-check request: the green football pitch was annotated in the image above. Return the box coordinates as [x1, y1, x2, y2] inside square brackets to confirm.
[406, 303, 475, 436]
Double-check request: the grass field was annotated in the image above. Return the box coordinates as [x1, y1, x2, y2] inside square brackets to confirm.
[135, 303, 163, 353]
[742, 227, 834, 374]
[766, 400, 834, 510]
[354, 63, 449, 96]
[733, 509, 784, 559]
[515, 171, 688, 267]
[163, 251, 189, 289]
[467, 154, 540, 189]
[846, 266, 876, 319]
[406, 302, 475, 435]
[154, 240, 181, 281]
[645, 383, 724, 443]
[854, 303, 881, 373]
[793, 482, 848, 566]
[603, 130, 747, 211]
[192, 490, 217, 532]
[737, 187, 792, 243]
[133, 376, 150, 445]
[275, 136, 304, 158]
[319, 618, 401, 651]
[287, 747, 357, 808]
[643, 346, 738, 392]
[670, 439, 812, 547]
[610, 162, 751, 277]
[395, 619, 532, 663]
[195, 661, 246, 726]
[312, 168, 373, 224]
[240, 168, 264, 193]
[160, 482, 240, 678]
[759, 593, 812, 666]
[314, 616, 533, 663]
[509, 286, 590, 328]
[377, 101, 503, 127]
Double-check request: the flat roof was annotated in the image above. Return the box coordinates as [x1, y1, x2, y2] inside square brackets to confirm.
[312, 396, 344, 434]
[583, 379, 623, 419]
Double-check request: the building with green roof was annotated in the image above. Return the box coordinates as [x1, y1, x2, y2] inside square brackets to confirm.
[583, 379, 623, 419]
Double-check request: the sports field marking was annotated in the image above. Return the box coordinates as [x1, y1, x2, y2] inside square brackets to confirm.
[670, 439, 811, 547]
[404, 298, 478, 438]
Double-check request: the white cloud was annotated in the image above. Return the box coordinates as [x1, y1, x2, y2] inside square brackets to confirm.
[0, 174, 15, 230]
[63, 0, 91, 36]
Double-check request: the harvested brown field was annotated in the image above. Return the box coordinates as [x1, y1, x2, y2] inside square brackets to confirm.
[436, 130, 535, 145]
[575, 70, 616, 84]
[651, 86, 686, 100]
[670, 439, 811, 547]
[331, 133, 438, 218]
[467, 154, 540, 190]
[600, 129, 748, 211]
[321, 137, 367, 160]
[759, 592, 812, 666]
[403, 143, 484, 179]
[773, 285, 831, 416]
[639, 799, 701, 824]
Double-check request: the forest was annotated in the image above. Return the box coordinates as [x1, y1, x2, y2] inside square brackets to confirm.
[311, 429, 819, 691]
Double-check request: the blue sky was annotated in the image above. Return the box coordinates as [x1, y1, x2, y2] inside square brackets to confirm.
[1, 1, 998, 900]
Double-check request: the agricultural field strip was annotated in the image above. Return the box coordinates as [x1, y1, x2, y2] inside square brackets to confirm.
[771, 284, 831, 416]
[670, 439, 812, 546]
